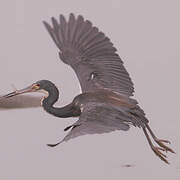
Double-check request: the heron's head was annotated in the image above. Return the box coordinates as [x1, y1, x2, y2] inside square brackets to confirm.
[1, 80, 59, 99]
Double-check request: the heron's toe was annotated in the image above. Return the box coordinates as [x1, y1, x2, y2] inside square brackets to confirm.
[152, 146, 169, 164]
[155, 138, 175, 154]
[155, 138, 171, 144]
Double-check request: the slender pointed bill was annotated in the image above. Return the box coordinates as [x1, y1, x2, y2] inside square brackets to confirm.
[0, 84, 39, 99]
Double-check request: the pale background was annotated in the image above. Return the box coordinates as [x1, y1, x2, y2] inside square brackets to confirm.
[0, 0, 180, 179]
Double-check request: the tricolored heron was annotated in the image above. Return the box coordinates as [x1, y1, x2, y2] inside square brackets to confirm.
[1, 13, 174, 164]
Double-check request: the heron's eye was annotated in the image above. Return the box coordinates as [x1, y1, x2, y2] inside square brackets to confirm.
[32, 84, 40, 90]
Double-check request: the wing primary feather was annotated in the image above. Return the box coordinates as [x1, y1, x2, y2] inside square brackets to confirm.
[43, 21, 61, 49]
[77, 20, 93, 46]
[59, 15, 66, 46]
[74, 15, 85, 43]
[51, 17, 62, 48]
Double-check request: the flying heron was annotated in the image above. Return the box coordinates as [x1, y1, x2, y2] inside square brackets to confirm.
[1, 13, 174, 164]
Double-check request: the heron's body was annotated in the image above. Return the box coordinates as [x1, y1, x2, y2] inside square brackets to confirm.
[1, 13, 174, 163]
[39, 83, 147, 128]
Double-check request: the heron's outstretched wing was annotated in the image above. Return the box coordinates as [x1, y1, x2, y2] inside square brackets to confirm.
[43, 14, 134, 96]
[53, 103, 136, 145]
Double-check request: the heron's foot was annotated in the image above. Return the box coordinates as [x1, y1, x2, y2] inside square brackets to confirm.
[152, 146, 169, 164]
[154, 138, 175, 154]
[155, 138, 171, 144]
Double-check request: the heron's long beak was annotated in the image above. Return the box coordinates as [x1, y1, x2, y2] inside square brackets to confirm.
[0, 85, 37, 99]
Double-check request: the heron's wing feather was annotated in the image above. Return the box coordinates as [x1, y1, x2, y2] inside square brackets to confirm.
[59, 103, 132, 143]
[43, 14, 134, 96]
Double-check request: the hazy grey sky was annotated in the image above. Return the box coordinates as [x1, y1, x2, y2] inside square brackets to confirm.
[0, 0, 180, 179]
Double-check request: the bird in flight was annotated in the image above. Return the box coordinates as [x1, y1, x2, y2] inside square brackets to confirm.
[1, 13, 174, 164]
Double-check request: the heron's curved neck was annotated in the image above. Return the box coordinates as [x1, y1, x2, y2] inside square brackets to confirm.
[42, 87, 80, 118]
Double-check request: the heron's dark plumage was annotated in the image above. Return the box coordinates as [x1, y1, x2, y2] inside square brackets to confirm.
[42, 14, 148, 144]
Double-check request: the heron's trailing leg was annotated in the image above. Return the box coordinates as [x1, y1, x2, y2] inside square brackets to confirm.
[143, 127, 169, 164]
[146, 124, 175, 154]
